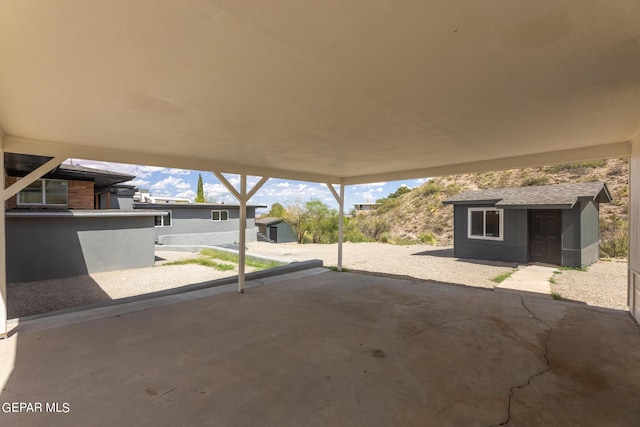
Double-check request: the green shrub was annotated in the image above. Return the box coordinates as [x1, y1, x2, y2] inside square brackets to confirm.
[418, 232, 438, 245]
[521, 176, 550, 187]
[380, 232, 392, 243]
[544, 161, 607, 173]
[417, 182, 445, 196]
[600, 215, 628, 258]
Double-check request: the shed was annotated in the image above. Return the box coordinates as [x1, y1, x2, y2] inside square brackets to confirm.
[443, 182, 612, 267]
[255, 217, 296, 243]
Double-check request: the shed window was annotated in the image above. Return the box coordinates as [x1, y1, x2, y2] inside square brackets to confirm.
[212, 210, 229, 221]
[155, 211, 172, 227]
[17, 179, 68, 206]
[468, 208, 503, 241]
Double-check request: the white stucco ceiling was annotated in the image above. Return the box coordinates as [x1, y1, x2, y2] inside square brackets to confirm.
[0, 1, 639, 184]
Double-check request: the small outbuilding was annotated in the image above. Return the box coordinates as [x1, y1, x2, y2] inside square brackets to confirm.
[443, 182, 612, 267]
[255, 217, 297, 243]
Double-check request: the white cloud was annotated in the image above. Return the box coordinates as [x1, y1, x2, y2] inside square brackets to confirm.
[161, 168, 191, 176]
[362, 191, 375, 201]
[414, 177, 432, 185]
[175, 189, 196, 200]
[151, 176, 191, 194]
[131, 178, 150, 188]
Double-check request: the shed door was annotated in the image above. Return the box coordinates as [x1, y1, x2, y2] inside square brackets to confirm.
[270, 226, 278, 243]
[529, 210, 562, 265]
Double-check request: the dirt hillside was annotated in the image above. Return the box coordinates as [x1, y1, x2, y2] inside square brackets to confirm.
[357, 158, 628, 249]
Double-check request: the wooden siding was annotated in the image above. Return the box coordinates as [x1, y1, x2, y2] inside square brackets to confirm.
[68, 180, 94, 209]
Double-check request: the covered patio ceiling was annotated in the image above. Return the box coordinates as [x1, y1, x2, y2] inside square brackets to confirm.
[0, 1, 639, 184]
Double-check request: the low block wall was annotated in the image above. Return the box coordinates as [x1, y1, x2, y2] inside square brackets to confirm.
[6, 211, 158, 282]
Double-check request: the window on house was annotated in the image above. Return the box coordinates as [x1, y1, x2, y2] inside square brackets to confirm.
[155, 211, 172, 227]
[468, 208, 503, 240]
[211, 210, 229, 221]
[17, 179, 68, 206]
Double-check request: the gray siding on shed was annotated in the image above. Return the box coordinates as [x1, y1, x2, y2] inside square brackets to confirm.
[580, 199, 600, 265]
[267, 221, 297, 243]
[452, 205, 528, 263]
[452, 200, 601, 267]
[7, 214, 156, 282]
[561, 204, 582, 267]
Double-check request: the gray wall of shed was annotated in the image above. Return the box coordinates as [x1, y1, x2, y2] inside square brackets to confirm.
[267, 222, 297, 243]
[561, 204, 582, 267]
[452, 205, 528, 263]
[6, 216, 156, 282]
[580, 199, 600, 266]
[154, 206, 258, 246]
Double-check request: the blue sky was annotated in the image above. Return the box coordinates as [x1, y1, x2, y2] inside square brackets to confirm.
[66, 158, 429, 214]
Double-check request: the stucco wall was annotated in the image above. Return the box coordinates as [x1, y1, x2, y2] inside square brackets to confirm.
[6, 212, 156, 282]
[452, 205, 528, 263]
[144, 205, 259, 246]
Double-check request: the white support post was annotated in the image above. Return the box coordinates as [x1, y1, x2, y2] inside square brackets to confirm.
[0, 144, 6, 339]
[213, 172, 269, 293]
[239, 175, 247, 293]
[326, 181, 345, 271]
[629, 136, 640, 323]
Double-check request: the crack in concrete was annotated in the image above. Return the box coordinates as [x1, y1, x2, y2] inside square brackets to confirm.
[490, 296, 552, 427]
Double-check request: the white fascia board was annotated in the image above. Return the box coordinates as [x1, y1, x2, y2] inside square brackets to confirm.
[3, 135, 342, 185]
[342, 141, 632, 185]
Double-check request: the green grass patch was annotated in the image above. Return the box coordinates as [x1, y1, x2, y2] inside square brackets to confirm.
[550, 292, 563, 300]
[491, 271, 514, 284]
[162, 248, 284, 272]
[549, 276, 557, 285]
[163, 258, 235, 271]
[558, 265, 588, 272]
[327, 266, 350, 272]
[199, 248, 283, 270]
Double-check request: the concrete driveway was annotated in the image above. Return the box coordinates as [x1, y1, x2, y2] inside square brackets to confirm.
[1, 270, 639, 426]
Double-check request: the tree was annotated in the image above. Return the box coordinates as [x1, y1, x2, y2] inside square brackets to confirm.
[195, 174, 206, 203]
[284, 202, 311, 243]
[283, 199, 339, 244]
[265, 202, 286, 218]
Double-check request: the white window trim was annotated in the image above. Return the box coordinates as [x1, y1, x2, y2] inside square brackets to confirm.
[17, 178, 68, 206]
[211, 210, 229, 222]
[467, 207, 504, 241]
[155, 210, 172, 228]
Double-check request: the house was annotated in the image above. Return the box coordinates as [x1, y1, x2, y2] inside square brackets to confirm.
[256, 217, 296, 243]
[442, 182, 612, 267]
[4, 154, 161, 282]
[133, 202, 266, 246]
[352, 203, 380, 216]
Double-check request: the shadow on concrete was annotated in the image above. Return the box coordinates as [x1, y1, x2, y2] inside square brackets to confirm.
[411, 248, 520, 268]
[1, 269, 639, 426]
[7, 275, 112, 319]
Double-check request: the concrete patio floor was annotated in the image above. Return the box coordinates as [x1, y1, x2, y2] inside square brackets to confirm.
[1, 270, 639, 426]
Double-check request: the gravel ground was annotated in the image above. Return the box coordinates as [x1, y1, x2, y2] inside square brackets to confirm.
[7, 251, 237, 319]
[7, 243, 629, 319]
[246, 241, 519, 288]
[550, 259, 628, 311]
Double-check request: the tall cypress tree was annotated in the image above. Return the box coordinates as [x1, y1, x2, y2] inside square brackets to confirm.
[195, 174, 206, 203]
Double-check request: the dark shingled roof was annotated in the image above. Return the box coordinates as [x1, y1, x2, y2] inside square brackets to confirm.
[255, 217, 284, 226]
[443, 182, 612, 209]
